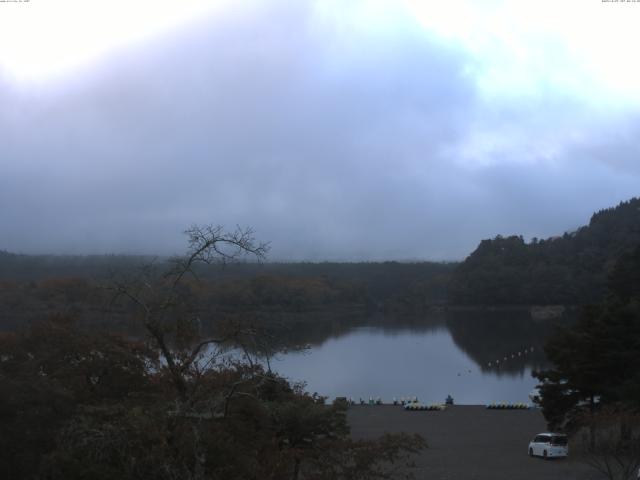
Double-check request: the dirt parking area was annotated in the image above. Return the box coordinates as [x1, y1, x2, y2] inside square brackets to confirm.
[348, 405, 603, 480]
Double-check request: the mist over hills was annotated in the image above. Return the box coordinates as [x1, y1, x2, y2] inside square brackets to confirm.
[1, 196, 639, 308]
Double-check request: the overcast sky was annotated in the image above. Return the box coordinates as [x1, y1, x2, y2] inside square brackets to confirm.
[1, 0, 639, 260]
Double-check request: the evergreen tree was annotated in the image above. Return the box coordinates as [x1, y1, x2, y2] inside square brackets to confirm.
[534, 244, 640, 431]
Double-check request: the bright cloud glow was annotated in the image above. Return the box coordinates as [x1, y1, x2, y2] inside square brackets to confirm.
[0, 0, 226, 81]
[402, 0, 640, 105]
[1, 0, 639, 258]
[4, 0, 640, 104]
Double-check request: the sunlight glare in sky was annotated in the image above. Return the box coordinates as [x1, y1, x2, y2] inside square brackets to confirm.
[402, 0, 640, 105]
[0, 0, 226, 82]
[2, 0, 640, 106]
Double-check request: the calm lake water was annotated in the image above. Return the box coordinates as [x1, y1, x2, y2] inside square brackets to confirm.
[266, 311, 564, 405]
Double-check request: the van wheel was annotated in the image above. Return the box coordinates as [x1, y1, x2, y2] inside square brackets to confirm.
[543, 450, 548, 459]
[529, 448, 533, 457]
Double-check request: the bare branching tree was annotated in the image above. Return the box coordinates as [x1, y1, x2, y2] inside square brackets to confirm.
[166, 224, 269, 289]
[111, 224, 269, 401]
[103, 225, 426, 480]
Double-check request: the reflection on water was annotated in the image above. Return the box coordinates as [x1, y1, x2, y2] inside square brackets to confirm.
[268, 309, 571, 405]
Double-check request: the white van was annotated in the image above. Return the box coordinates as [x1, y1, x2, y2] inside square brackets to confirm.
[528, 433, 568, 458]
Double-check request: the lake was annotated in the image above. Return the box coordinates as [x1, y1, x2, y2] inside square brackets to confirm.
[265, 310, 566, 405]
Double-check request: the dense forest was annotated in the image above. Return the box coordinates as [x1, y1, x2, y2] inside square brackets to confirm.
[449, 197, 640, 305]
[0, 252, 453, 303]
[536, 243, 640, 428]
[0, 253, 454, 333]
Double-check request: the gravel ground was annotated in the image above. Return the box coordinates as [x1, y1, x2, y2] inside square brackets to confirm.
[348, 405, 603, 480]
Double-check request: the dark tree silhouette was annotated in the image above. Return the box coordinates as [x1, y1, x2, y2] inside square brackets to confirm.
[533, 244, 640, 477]
[0, 226, 426, 480]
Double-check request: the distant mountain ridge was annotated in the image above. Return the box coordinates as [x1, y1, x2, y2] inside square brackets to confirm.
[449, 197, 640, 305]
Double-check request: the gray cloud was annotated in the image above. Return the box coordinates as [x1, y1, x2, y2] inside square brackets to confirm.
[1, 1, 638, 260]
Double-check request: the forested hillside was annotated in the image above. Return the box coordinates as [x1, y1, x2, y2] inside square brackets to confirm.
[3, 197, 638, 311]
[0, 253, 454, 332]
[0, 250, 455, 329]
[449, 197, 640, 305]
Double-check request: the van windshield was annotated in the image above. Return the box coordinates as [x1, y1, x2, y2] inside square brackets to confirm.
[551, 436, 568, 446]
